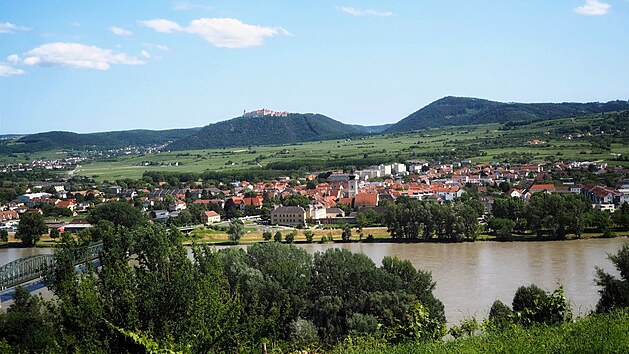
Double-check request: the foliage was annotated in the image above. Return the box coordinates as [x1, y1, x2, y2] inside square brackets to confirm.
[595, 242, 629, 313]
[285, 230, 297, 243]
[88, 201, 145, 229]
[227, 219, 244, 244]
[262, 230, 272, 241]
[303, 230, 314, 243]
[274, 231, 282, 242]
[386, 96, 629, 133]
[341, 224, 352, 241]
[15, 211, 47, 246]
[0, 229, 8, 242]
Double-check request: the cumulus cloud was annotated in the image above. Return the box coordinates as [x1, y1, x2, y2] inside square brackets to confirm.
[0, 22, 32, 33]
[110, 26, 133, 36]
[139, 50, 151, 58]
[340, 6, 393, 17]
[21, 42, 145, 70]
[139, 19, 182, 33]
[7, 54, 19, 63]
[140, 17, 289, 48]
[574, 0, 610, 15]
[0, 64, 25, 77]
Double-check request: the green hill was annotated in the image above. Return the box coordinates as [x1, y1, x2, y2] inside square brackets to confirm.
[167, 113, 363, 150]
[1, 128, 199, 153]
[386, 96, 629, 132]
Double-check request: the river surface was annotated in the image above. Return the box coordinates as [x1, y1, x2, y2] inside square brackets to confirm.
[1, 238, 626, 324]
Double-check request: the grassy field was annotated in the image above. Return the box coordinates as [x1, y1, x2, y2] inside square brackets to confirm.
[75, 118, 629, 181]
[330, 308, 629, 354]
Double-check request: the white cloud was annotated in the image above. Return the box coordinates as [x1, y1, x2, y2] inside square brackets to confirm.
[139, 19, 182, 33]
[140, 50, 151, 58]
[172, 1, 213, 11]
[575, 0, 610, 15]
[0, 64, 25, 77]
[0, 22, 32, 33]
[7, 54, 19, 63]
[340, 6, 393, 17]
[69, 21, 81, 28]
[110, 26, 133, 36]
[140, 18, 289, 48]
[143, 43, 170, 51]
[22, 42, 145, 70]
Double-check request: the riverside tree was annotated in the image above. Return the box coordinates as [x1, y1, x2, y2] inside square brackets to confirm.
[15, 212, 47, 247]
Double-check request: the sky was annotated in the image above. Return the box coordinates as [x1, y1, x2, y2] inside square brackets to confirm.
[0, 0, 628, 134]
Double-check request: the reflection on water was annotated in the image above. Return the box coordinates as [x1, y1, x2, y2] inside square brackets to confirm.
[3, 238, 626, 324]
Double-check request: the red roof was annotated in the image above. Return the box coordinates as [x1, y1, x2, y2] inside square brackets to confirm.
[354, 193, 378, 207]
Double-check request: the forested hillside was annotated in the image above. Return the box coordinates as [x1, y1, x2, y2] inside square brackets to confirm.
[167, 113, 363, 150]
[386, 96, 629, 132]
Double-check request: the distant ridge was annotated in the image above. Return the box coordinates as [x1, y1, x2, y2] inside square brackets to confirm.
[167, 113, 363, 150]
[0, 128, 199, 154]
[386, 96, 629, 132]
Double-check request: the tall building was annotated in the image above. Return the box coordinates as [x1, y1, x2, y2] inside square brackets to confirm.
[348, 174, 358, 198]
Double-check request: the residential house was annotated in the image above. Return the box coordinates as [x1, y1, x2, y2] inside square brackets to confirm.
[201, 211, 221, 225]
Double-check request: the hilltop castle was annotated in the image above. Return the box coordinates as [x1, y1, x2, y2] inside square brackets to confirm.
[243, 108, 288, 117]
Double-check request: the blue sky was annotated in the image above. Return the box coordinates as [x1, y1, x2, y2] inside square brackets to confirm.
[1, 0, 628, 134]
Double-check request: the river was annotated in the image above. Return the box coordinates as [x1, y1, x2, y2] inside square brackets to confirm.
[1, 238, 626, 324]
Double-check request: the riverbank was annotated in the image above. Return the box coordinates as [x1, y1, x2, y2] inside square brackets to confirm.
[331, 308, 629, 353]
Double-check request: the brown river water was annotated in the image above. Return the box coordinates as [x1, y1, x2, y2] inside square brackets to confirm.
[2, 238, 626, 324]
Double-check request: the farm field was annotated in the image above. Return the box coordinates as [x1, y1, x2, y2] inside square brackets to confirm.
[76, 116, 629, 181]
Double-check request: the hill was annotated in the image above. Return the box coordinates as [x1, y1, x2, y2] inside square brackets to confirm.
[351, 123, 393, 133]
[0, 128, 199, 153]
[386, 96, 629, 132]
[167, 113, 363, 150]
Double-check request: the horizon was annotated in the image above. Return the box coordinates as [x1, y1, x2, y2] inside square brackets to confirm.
[1, 1, 628, 134]
[2, 96, 628, 135]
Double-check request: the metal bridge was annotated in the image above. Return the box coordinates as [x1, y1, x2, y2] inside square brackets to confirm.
[0, 241, 104, 291]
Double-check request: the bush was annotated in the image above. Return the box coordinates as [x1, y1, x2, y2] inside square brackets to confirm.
[289, 318, 319, 346]
[262, 231, 272, 241]
[274, 231, 282, 242]
[488, 299, 513, 327]
[348, 313, 379, 335]
[512, 284, 572, 326]
[304, 230, 314, 243]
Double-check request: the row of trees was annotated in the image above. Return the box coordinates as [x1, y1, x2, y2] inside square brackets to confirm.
[384, 196, 481, 241]
[489, 194, 629, 239]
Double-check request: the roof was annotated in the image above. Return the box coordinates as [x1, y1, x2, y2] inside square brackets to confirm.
[354, 193, 378, 207]
[202, 211, 220, 217]
[271, 206, 305, 214]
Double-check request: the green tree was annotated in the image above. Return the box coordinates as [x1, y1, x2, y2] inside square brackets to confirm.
[595, 242, 629, 313]
[341, 224, 352, 241]
[227, 219, 244, 244]
[274, 231, 282, 242]
[0, 229, 8, 242]
[49, 227, 60, 239]
[262, 230, 272, 241]
[16, 212, 47, 247]
[304, 230, 314, 243]
[286, 230, 297, 243]
[488, 217, 516, 240]
[88, 201, 145, 229]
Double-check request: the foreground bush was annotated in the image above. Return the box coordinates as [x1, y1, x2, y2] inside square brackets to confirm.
[332, 308, 629, 354]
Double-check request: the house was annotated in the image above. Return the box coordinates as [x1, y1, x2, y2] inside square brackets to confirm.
[153, 210, 171, 221]
[326, 208, 345, 218]
[306, 204, 326, 220]
[529, 184, 556, 194]
[354, 193, 379, 208]
[0, 210, 19, 222]
[201, 211, 221, 225]
[270, 206, 306, 226]
[168, 200, 187, 212]
[61, 219, 93, 234]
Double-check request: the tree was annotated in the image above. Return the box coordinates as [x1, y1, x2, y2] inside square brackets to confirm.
[262, 230, 272, 241]
[595, 242, 629, 312]
[303, 230, 314, 243]
[285, 230, 297, 244]
[15, 212, 47, 247]
[282, 194, 311, 209]
[49, 227, 60, 239]
[488, 217, 516, 240]
[227, 219, 244, 244]
[274, 231, 282, 242]
[341, 224, 352, 241]
[88, 201, 145, 229]
[0, 229, 8, 242]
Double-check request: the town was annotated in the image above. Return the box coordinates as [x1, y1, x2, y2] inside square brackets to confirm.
[2, 157, 628, 243]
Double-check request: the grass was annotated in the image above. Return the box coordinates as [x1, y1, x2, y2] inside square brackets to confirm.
[330, 308, 629, 353]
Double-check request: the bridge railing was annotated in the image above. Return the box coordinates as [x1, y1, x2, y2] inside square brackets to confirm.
[0, 241, 104, 291]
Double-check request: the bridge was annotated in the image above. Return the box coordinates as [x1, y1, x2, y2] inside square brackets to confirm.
[0, 241, 104, 291]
